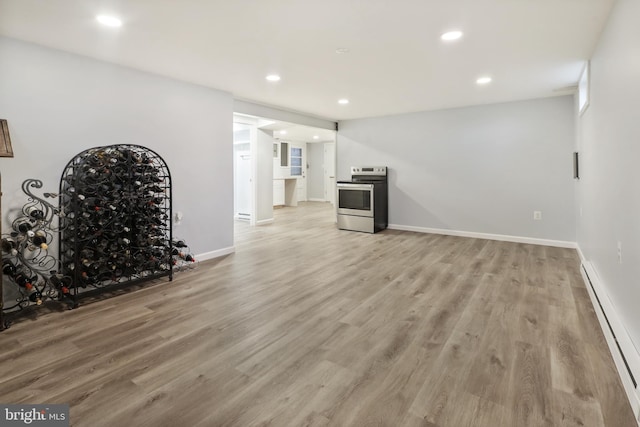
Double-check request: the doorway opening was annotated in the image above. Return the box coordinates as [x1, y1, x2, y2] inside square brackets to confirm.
[233, 122, 252, 223]
[232, 113, 336, 231]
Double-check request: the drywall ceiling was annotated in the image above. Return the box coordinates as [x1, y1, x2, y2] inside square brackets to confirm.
[0, 0, 614, 120]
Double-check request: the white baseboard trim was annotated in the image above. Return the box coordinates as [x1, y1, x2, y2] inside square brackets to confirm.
[387, 224, 576, 248]
[307, 198, 327, 202]
[581, 260, 640, 422]
[256, 218, 274, 225]
[196, 246, 235, 262]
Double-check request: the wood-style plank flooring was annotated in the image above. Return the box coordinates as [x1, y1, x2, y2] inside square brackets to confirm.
[0, 202, 636, 426]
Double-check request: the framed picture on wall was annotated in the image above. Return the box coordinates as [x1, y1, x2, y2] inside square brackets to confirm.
[0, 119, 14, 157]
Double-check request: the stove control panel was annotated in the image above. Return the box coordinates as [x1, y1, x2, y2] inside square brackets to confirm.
[351, 166, 387, 176]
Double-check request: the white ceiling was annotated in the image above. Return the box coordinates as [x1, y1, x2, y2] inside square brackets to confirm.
[0, 0, 614, 121]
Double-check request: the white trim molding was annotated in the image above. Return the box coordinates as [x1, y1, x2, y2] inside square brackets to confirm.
[196, 246, 235, 262]
[387, 224, 576, 248]
[256, 218, 274, 225]
[581, 260, 640, 422]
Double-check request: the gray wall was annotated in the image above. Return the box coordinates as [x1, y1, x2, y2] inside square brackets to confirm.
[338, 96, 576, 242]
[307, 143, 325, 200]
[0, 37, 234, 256]
[576, 0, 640, 349]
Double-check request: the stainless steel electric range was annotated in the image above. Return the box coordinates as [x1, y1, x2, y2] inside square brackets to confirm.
[336, 166, 388, 233]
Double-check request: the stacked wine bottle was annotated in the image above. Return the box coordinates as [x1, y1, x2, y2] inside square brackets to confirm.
[171, 238, 197, 271]
[59, 145, 172, 300]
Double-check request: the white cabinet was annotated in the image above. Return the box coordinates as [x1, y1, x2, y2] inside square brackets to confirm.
[273, 178, 299, 207]
[273, 179, 285, 206]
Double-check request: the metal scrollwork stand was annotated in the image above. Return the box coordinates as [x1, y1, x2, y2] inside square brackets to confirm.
[1, 179, 73, 328]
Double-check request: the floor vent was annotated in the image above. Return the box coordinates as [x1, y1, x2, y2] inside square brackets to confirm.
[582, 264, 637, 388]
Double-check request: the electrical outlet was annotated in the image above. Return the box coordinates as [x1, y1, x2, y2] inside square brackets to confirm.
[533, 211, 542, 220]
[175, 211, 183, 225]
[617, 241, 622, 264]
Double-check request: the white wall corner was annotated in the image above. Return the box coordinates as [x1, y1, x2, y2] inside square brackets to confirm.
[576, 245, 587, 263]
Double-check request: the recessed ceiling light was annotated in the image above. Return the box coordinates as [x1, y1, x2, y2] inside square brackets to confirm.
[338, 99, 349, 105]
[279, 130, 287, 135]
[313, 135, 319, 140]
[335, 48, 350, 54]
[476, 76, 492, 85]
[96, 15, 122, 27]
[441, 31, 463, 41]
[266, 74, 281, 82]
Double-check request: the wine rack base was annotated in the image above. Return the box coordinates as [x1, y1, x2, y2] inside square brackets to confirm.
[59, 144, 173, 305]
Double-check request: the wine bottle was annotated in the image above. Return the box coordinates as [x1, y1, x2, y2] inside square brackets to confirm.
[28, 288, 43, 305]
[147, 186, 164, 194]
[27, 206, 45, 220]
[32, 235, 47, 247]
[14, 272, 33, 288]
[51, 275, 72, 299]
[2, 260, 17, 276]
[17, 221, 33, 233]
[1, 237, 18, 255]
[173, 239, 187, 248]
[62, 175, 76, 185]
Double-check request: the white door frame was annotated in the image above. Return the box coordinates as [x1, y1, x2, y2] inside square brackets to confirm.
[234, 150, 252, 220]
[324, 142, 336, 206]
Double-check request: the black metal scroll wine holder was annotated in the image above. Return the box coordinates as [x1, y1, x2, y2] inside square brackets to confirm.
[59, 144, 172, 305]
[1, 179, 68, 315]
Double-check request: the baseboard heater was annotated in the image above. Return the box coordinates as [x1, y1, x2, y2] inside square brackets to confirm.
[581, 262, 640, 422]
[582, 264, 637, 387]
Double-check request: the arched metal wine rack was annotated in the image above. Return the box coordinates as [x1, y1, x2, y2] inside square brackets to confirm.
[59, 144, 172, 305]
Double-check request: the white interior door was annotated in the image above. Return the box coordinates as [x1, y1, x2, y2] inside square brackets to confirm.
[235, 151, 251, 219]
[324, 142, 336, 206]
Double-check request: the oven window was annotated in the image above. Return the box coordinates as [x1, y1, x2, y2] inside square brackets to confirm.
[339, 189, 371, 210]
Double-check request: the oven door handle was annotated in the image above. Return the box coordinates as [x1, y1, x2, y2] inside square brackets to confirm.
[337, 183, 373, 190]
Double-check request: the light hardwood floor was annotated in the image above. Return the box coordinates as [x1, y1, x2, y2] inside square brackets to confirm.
[0, 202, 636, 426]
